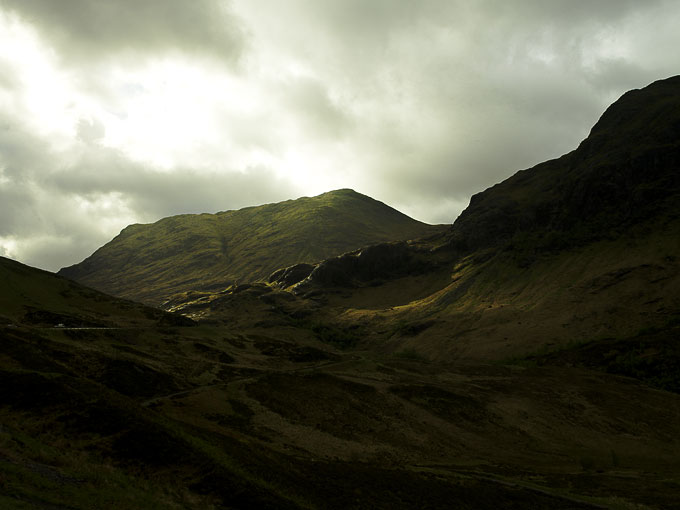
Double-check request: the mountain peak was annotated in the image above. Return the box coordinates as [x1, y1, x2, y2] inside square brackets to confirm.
[59, 190, 446, 305]
[582, 75, 680, 155]
[322, 188, 359, 195]
[448, 75, 680, 253]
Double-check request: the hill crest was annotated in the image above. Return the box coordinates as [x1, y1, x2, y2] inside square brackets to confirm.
[59, 189, 446, 305]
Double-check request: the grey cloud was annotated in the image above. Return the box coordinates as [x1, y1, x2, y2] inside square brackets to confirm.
[0, 122, 52, 181]
[249, 0, 678, 223]
[0, 118, 96, 266]
[295, 0, 441, 44]
[17, 236, 98, 273]
[281, 76, 354, 139]
[46, 145, 298, 220]
[585, 59, 661, 100]
[0, 0, 245, 64]
[0, 186, 40, 236]
[0, 113, 299, 271]
[2, 0, 680, 272]
[269, 0, 660, 52]
[76, 118, 106, 145]
[487, 0, 656, 25]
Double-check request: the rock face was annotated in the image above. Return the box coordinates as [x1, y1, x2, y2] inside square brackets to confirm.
[268, 263, 315, 288]
[266, 241, 440, 293]
[263, 76, 680, 305]
[448, 76, 680, 253]
[59, 189, 446, 305]
[294, 243, 437, 293]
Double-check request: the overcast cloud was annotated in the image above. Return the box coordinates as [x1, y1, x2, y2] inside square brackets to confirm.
[1, 0, 679, 271]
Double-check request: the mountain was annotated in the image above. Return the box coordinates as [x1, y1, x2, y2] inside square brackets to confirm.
[392, 75, 680, 361]
[448, 75, 680, 253]
[0, 255, 188, 328]
[59, 189, 446, 306]
[5, 77, 680, 509]
[179, 76, 680, 367]
[422, 75, 680, 360]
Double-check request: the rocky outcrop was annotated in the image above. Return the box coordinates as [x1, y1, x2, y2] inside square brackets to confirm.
[268, 263, 315, 288]
[288, 242, 437, 294]
[59, 189, 446, 306]
[447, 76, 680, 254]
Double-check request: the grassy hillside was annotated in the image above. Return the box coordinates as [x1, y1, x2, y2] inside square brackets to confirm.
[3, 257, 680, 508]
[172, 217, 680, 363]
[181, 77, 680, 373]
[0, 256, 188, 328]
[59, 189, 446, 306]
[5, 78, 680, 508]
[414, 76, 680, 361]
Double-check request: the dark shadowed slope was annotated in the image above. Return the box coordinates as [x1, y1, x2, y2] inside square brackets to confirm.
[248, 76, 680, 362]
[4, 79, 680, 510]
[2, 257, 635, 509]
[0, 256, 187, 328]
[59, 189, 446, 306]
[447, 75, 680, 253]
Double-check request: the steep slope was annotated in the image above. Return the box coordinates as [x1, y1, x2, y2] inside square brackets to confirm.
[416, 75, 680, 359]
[9, 257, 674, 509]
[59, 189, 445, 306]
[448, 75, 680, 253]
[5, 79, 680, 509]
[214, 76, 680, 365]
[0, 255, 187, 328]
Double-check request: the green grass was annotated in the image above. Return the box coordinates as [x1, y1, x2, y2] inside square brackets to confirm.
[59, 189, 447, 305]
[505, 318, 680, 393]
[0, 414, 215, 509]
[309, 322, 360, 349]
[392, 348, 427, 361]
[0, 255, 181, 328]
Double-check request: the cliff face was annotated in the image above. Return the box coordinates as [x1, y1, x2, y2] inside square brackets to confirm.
[448, 76, 680, 253]
[268, 242, 438, 294]
[269, 77, 680, 295]
[250, 77, 680, 366]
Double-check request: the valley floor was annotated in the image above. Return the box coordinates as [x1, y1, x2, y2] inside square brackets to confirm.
[2, 322, 679, 509]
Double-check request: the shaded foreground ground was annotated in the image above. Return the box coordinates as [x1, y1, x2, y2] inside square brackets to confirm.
[1, 322, 679, 509]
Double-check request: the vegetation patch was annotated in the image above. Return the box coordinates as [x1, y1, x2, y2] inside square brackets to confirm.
[254, 337, 334, 362]
[98, 359, 180, 398]
[310, 322, 361, 349]
[192, 342, 235, 364]
[518, 320, 680, 393]
[389, 384, 491, 423]
[390, 320, 436, 337]
[246, 373, 383, 439]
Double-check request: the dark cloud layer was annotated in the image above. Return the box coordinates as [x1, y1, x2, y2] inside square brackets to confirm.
[47, 149, 297, 222]
[0, 0, 245, 64]
[242, 0, 679, 218]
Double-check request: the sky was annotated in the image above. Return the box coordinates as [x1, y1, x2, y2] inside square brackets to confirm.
[1, 0, 680, 272]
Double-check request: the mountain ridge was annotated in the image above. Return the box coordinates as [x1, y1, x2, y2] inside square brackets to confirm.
[447, 75, 680, 253]
[179, 76, 680, 365]
[59, 188, 446, 305]
[4, 77, 680, 509]
[0, 255, 189, 328]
